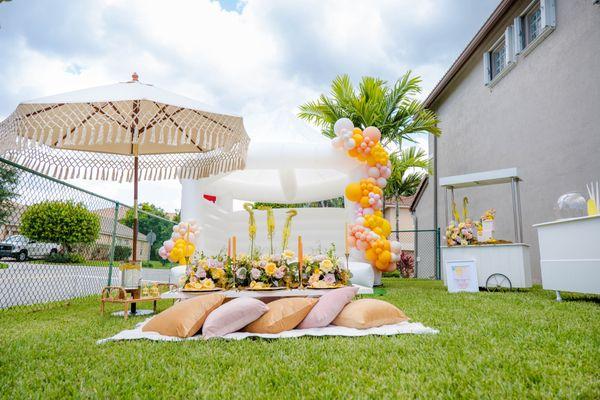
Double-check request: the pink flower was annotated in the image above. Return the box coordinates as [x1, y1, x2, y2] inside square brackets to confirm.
[274, 267, 285, 279]
[324, 274, 336, 285]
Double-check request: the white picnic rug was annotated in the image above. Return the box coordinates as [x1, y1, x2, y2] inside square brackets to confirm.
[97, 319, 438, 344]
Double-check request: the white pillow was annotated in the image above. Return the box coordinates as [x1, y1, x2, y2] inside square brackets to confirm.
[348, 261, 374, 288]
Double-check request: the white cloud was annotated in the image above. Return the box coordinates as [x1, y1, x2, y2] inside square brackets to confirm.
[0, 0, 499, 211]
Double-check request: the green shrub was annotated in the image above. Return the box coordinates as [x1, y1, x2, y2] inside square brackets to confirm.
[46, 252, 86, 264]
[20, 201, 100, 252]
[113, 245, 132, 261]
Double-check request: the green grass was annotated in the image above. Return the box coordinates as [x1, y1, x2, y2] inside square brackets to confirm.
[0, 279, 598, 399]
[0, 262, 8, 269]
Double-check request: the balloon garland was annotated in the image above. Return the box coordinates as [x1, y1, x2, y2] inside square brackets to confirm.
[332, 118, 402, 272]
[158, 221, 200, 265]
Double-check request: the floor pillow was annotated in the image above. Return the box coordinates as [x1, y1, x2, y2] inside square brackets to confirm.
[203, 298, 269, 339]
[245, 297, 318, 334]
[297, 286, 358, 329]
[332, 299, 408, 329]
[142, 293, 224, 338]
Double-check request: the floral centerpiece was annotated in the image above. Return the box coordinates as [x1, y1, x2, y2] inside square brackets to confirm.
[445, 219, 477, 246]
[303, 245, 351, 288]
[182, 255, 231, 290]
[246, 250, 294, 289]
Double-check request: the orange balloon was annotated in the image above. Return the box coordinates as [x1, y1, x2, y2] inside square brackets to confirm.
[345, 182, 362, 202]
[352, 134, 363, 145]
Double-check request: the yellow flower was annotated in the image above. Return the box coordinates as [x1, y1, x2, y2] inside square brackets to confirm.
[211, 268, 225, 280]
[282, 249, 295, 260]
[202, 279, 215, 289]
[264, 262, 277, 276]
[319, 259, 334, 273]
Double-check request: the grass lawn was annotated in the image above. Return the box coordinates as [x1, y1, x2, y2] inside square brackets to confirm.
[0, 279, 598, 399]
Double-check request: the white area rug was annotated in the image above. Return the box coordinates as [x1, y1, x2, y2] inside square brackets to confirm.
[97, 319, 438, 344]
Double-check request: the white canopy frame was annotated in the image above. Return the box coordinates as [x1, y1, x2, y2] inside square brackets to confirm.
[440, 168, 524, 243]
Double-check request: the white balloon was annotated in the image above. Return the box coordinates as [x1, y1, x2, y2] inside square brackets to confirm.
[390, 240, 402, 253]
[391, 253, 400, 262]
[343, 138, 356, 150]
[376, 177, 387, 188]
[171, 232, 181, 240]
[333, 118, 354, 136]
[172, 226, 179, 232]
[355, 217, 366, 226]
[187, 232, 195, 242]
[331, 137, 344, 149]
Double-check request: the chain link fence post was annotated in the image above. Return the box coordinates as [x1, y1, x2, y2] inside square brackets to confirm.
[107, 203, 120, 286]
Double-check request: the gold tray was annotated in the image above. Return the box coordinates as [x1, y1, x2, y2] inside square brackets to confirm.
[245, 286, 287, 291]
[181, 287, 224, 293]
[306, 285, 345, 290]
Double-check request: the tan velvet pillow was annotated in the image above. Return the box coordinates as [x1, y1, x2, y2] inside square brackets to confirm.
[332, 299, 408, 329]
[245, 297, 318, 334]
[142, 293, 225, 338]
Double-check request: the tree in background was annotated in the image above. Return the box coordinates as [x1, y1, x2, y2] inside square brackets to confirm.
[384, 147, 430, 238]
[120, 202, 178, 261]
[0, 164, 19, 226]
[298, 72, 440, 148]
[20, 201, 100, 253]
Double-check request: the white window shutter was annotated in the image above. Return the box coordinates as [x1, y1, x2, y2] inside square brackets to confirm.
[483, 52, 491, 85]
[514, 16, 523, 54]
[505, 26, 515, 63]
[541, 0, 556, 28]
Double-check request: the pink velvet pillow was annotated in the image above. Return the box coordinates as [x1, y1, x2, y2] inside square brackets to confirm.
[297, 286, 359, 329]
[202, 297, 269, 339]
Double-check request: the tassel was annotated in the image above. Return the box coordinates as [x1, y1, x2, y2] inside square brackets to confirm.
[107, 125, 113, 144]
[79, 125, 87, 145]
[97, 125, 105, 144]
[88, 126, 96, 145]
[159, 126, 165, 144]
[150, 126, 156, 143]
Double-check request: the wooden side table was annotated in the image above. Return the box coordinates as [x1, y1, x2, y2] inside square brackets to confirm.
[100, 284, 176, 319]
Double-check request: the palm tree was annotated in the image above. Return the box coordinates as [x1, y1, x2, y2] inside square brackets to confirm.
[298, 72, 441, 148]
[384, 147, 430, 239]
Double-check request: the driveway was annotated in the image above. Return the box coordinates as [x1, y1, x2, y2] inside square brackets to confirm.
[0, 261, 171, 309]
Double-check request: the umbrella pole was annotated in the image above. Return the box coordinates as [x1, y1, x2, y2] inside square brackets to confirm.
[132, 153, 139, 263]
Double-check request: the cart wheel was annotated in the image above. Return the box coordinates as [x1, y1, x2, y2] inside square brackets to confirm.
[485, 273, 512, 292]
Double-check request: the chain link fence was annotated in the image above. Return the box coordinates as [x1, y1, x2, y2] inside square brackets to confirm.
[390, 229, 441, 279]
[0, 158, 176, 311]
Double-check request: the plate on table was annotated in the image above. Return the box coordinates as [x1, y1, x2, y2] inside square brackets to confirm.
[181, 287, 223, 293]
[245, 286, 287, 291]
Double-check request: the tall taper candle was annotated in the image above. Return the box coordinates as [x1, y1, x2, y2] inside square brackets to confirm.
[298, 235, 303, 288]
[227, 237, 231, 258]
[232, 236, 237, 262]
[344, 222, 349, 254]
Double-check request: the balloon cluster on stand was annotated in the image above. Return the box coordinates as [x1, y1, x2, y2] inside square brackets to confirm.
[158, 221, 200, 265]
[333, 118, 402, 272]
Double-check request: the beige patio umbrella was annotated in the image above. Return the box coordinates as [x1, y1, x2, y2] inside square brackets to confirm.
[0, 73, 250, 261]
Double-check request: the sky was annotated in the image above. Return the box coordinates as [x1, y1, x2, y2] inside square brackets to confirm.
[0, 0, 499, 212]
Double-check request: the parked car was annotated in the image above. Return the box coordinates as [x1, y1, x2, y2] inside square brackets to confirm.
[0, 235, 60, 261]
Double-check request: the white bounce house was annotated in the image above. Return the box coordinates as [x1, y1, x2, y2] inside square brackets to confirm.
[179, 141, 379, 287]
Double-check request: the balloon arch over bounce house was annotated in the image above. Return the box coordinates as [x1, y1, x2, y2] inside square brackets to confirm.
[176, 119, 402, 287]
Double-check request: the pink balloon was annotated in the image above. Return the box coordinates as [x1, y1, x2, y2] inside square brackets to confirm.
[356, 240, 369, 251]
[355, 217, 366, 226]
[363, 207, 374, 215]
[164, 240, 175, 251]
[376, 177, 387, 188]
[367, 167, 380, 178]
[381, 167, 392, 179]
[348, 236, 356, 247]
[363, 126, 382, 142]
[383, 262, 397, 273]
[331, 137, 344, 149]
[171, 232, 181, 240]
[158, 247, 168, 259]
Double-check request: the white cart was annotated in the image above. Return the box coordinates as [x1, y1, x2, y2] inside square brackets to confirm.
[534, 214, 600, 300]
[440, 168, 532, 290]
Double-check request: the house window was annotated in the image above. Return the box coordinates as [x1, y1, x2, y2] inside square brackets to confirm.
[514, 0, 556, 56]
[483, 27, 514, 86]
[491, 41, 506, 79]
[525, 5, 542, 46]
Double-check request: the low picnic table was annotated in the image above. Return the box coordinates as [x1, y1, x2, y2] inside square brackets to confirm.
[161, 284, 373, 301]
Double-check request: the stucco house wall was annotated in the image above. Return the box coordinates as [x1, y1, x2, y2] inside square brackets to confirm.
[416, 0, 600, 282]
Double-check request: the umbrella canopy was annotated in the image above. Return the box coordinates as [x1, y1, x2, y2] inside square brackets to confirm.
[0, 73, 250, 181]
[0, 73, 251, 262]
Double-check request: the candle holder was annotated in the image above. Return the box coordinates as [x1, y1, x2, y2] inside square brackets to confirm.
[344, 252, 350, 270]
